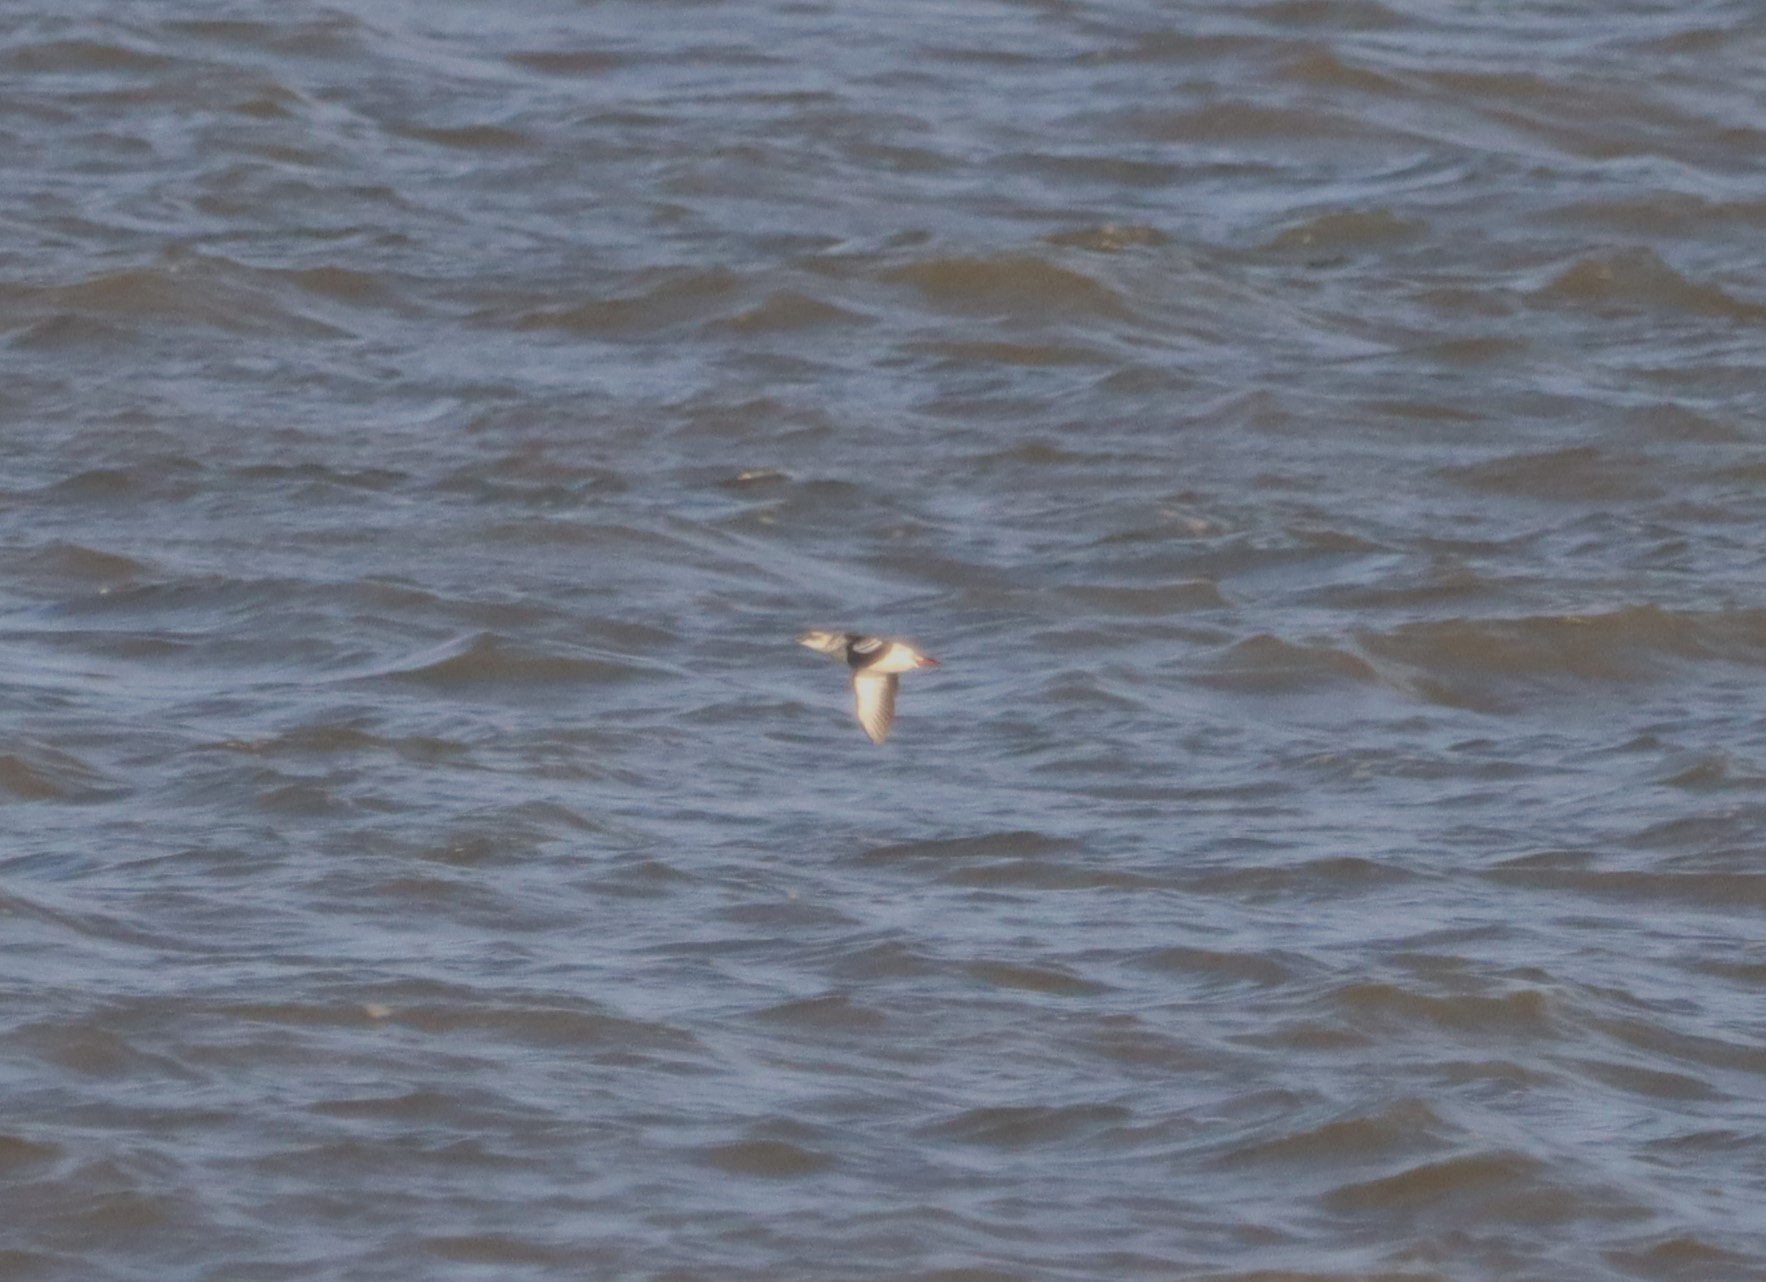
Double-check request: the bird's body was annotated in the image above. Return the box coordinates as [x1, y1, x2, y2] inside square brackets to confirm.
[796, 630, 940, 743]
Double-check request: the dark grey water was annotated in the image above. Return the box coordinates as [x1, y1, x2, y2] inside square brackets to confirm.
[5, 2, 1766, 1279]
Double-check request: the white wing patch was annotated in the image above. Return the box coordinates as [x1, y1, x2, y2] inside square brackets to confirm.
[852, 671, 898, 744]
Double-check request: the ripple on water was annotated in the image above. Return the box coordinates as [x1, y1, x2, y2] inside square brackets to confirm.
[1328, 981, 1555, 1038]
[755, 993, 889, 1030]
[855, 830, 1079, 863]
[11, 262, 355, 340]
[0, 742, 122, 803]
[1197, 634, 1381, 695]
[1485, 860, 1766, 911]
[700, 1137, 836, 1179]
[9, 541, 150, 591]
[916, 1103, 1133, 1149]
[1381, 604, 1766, 702]
[1320, 1149, 1560, 1217]
[1216, 1097, 1448, 1173]
[881, 254, 1137, 321]
[508, 266, 745, 336]
[372, 632, 653, 690]
[1531, 247, 1766, 321]
[1439, 446, 1665, 503]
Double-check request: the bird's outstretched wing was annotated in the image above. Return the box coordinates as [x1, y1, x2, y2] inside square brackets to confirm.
[851, 671, 898, 744]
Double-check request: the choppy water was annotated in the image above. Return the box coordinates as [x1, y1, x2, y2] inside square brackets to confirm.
[5, 2, 1766, 1279]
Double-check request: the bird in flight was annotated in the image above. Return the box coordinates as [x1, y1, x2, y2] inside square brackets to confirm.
[796, 631, 940, 743]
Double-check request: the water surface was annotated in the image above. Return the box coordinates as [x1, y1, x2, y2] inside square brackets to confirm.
[4, 2, 1766, 1279]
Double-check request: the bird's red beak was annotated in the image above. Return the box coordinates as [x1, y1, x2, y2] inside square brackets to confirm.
[916, 655, 941, 668]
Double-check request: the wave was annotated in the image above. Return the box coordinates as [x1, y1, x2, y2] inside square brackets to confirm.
[372, 632, 652, 688]
[0, 741, 123, 803]
[882, 254, 1135, 321]
[1532, 248, 1766, 321]
[1356, 603, 1766, 708]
